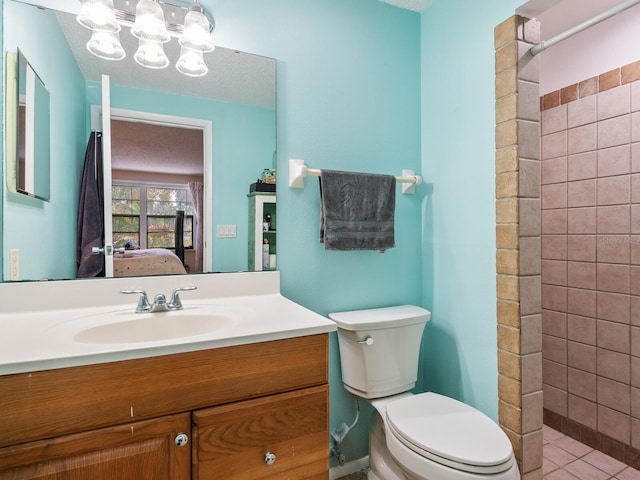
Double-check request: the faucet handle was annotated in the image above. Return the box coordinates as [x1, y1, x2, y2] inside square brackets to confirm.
[168, 286, 198, 310]
[120, 289, 152, 313]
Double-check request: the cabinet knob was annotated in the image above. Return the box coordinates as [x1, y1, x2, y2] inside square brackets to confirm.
[174, 433, 189, 447]
[264, 451, 277, 465]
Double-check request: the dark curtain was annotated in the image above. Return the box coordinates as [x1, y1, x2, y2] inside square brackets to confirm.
[175, 209, 185, 266]
[76, 132, 105, 278]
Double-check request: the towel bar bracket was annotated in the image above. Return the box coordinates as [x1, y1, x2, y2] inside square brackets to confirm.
[288, 159, 422, 195]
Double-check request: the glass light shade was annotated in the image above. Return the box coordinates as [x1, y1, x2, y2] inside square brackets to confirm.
[134, 39, 169, 69]
[179, 5, 214, 53]
[131, 0, 170, 43]
[176, 46, 208, 77]
[86, 30, 125, 60]
[77, 0, 120, 33]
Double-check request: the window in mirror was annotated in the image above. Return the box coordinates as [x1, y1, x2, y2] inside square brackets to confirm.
[112, 183, 194, 250]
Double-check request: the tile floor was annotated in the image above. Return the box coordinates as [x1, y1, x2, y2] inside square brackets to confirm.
[336, 425, 640, 479]
[543, 425, 640, 480]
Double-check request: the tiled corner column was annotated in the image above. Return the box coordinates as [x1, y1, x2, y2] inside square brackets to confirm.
[495, 16, 543, 479]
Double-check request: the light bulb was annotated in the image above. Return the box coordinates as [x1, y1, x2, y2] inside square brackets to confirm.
[77, 0, 120, 32]
[134, 39, 169, 69]
[131, 0, 170, 43]
[87, 30, 125, 60]
[176, 46, 208, 77]
[179, 4, 214, 53]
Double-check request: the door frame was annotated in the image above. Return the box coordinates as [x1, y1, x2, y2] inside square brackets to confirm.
[90, 104, 214, 275]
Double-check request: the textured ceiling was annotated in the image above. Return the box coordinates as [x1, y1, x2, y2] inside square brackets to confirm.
[54, 8, 276, 109]
[111, 120, 204, 176]
[379, 0, 435, 12]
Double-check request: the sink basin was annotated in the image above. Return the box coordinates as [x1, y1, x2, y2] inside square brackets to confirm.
[73, 311, 234, 344]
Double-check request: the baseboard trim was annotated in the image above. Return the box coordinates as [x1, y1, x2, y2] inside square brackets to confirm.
[329, 456, 370, 479]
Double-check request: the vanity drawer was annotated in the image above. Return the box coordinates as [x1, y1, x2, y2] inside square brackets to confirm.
[192, 384, 329, 480]
[0, 334, 328, 448]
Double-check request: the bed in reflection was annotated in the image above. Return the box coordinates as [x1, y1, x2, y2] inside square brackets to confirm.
[113, 249, 187, 277]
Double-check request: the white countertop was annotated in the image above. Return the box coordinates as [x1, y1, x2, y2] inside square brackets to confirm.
[0, 272, 336, 375]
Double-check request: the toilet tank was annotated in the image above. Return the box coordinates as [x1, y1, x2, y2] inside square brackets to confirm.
[329, 305, 431, 399]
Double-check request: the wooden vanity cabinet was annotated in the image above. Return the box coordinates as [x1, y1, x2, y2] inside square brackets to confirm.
[0, 334, 329, 479]
[193, 384, 328, 480]
[0, 414, 191, 480]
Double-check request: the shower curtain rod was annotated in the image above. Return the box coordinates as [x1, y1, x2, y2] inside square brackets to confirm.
[530, 0, 640, 56]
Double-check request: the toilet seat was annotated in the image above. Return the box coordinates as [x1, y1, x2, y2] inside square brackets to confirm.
[383, 392, 515, 475]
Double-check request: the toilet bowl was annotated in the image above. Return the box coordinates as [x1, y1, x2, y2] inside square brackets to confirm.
[329, 305, 520, 480]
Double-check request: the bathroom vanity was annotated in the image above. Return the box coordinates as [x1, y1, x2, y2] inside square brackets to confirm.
[0, 272, 334, 479]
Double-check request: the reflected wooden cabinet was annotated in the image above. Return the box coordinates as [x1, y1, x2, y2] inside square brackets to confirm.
[0, 335, 329, 479]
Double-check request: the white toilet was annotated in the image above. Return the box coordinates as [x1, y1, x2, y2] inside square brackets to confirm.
[329, 305, 520, 480]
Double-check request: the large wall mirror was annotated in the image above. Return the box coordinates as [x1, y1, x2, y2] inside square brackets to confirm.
[2, 0, 276, 282]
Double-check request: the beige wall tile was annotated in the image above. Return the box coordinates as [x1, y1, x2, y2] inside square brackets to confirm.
[497, 225, 519, 249]
[519, 159, 540, 198]
[519, 120, 540, 159]
[496, 145, 519, 173]
[498, 299, 521, 327]
[497, 249, 519, 275]
[499, 400, 522, 433]
[499, 324, 521, 354]
[496, 67, 518, 100]
[497, 198, 519, 224]
[520, 198, 541, 236]
[522, 352, 543, 394]
[521, 314, 542, 355]
[521, 275, 542, 316]
[522, 391, 543, 433]
[497, 94, 518, 124]
[497, 120, 518, 149]
[518, 41, 540, 84]
[499, 374, 522, 406]
[520, 237, 541, 276]
[499, 349, 522, 380]
[495, 16, 518, 50]
[496, 41, 518, 74]
[498, 274, 520, 301]
[518, 18, 540, 45]
[519, 81, 541, 122]
[496, 172, 519, 198]
[522, 429, 543, 473]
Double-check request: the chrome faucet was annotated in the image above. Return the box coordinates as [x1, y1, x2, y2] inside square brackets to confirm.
[121, 286, 197, 313]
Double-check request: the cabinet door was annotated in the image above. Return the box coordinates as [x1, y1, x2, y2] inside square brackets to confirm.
[0, 413, 190, 480]
[193, 385, 328, 480]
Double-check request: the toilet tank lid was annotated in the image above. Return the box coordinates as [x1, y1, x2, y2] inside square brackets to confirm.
[328, 305, 431, 331]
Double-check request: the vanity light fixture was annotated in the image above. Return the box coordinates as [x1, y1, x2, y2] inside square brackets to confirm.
[76, 0, 215, 76]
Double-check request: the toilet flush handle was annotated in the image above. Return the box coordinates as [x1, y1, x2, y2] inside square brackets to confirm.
[358, 336, 374, 346]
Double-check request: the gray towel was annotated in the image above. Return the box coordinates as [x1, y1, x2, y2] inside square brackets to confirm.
[319, 169, 396, 251]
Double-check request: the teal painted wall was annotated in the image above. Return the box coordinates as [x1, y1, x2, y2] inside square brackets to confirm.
[2, 2, 85, 280]
[420, 0, 521, 421]
[0, 0, 536, 467]
[85, 81, 276, 273]
[209, 0, 422, 462]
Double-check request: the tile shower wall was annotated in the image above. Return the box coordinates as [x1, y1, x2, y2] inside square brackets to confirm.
[541, 60, 640, 466]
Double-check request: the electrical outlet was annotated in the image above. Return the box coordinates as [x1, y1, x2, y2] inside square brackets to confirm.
[9, 249, 19, 281]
